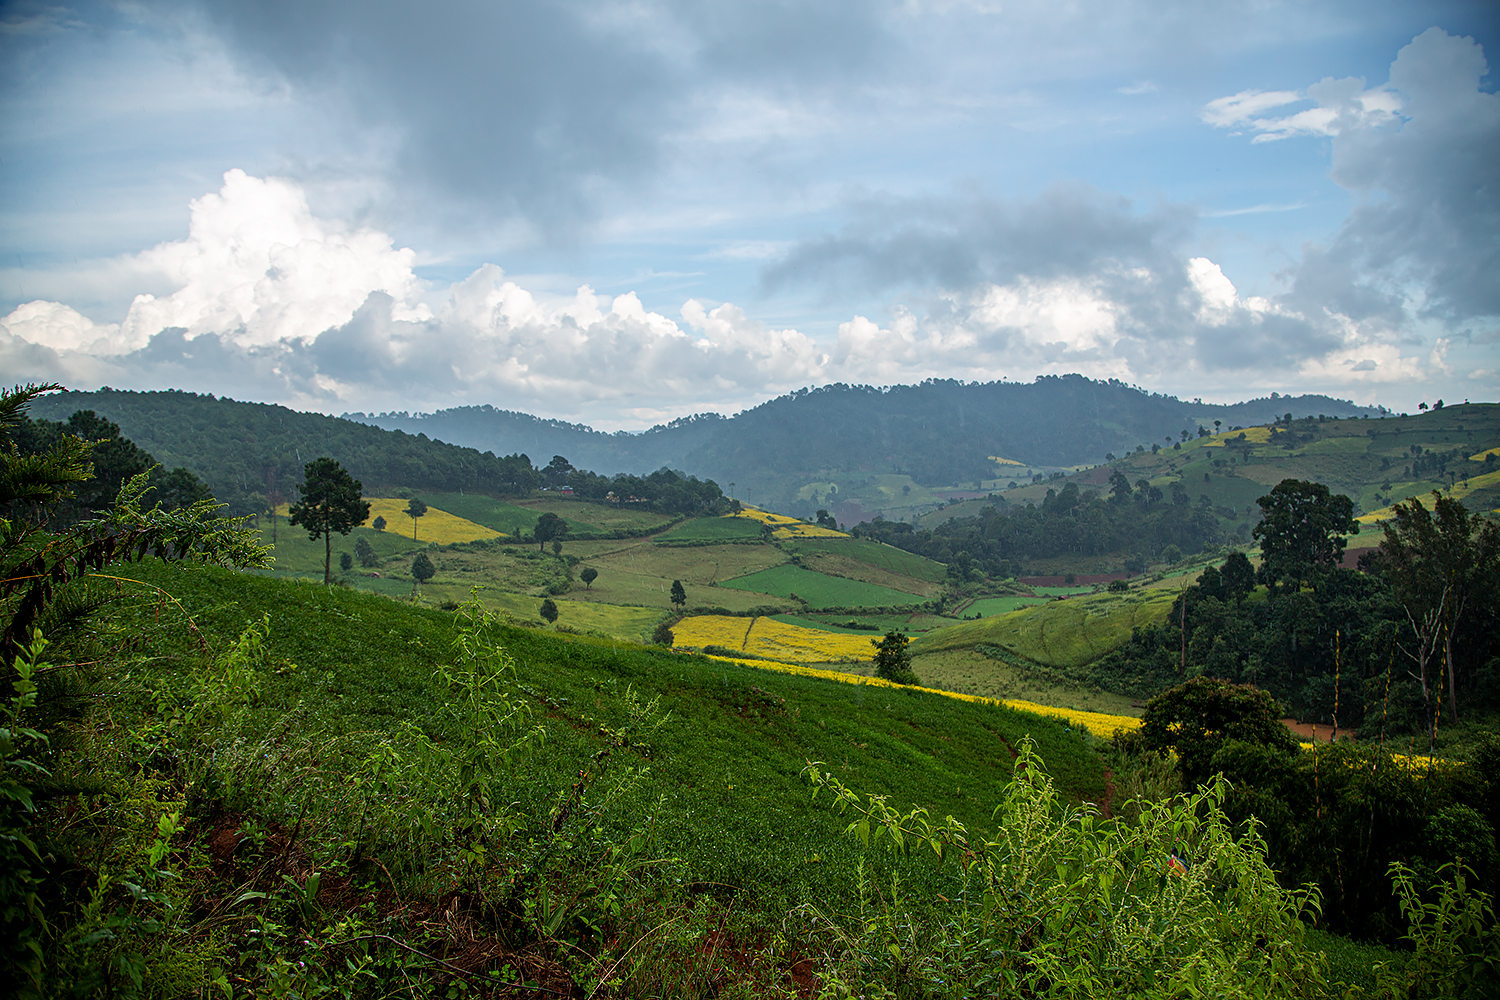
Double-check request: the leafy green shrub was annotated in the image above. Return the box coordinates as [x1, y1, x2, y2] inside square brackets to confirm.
[803, 740, 1331, 998]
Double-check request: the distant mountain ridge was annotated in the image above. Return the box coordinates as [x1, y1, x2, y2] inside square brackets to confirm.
[346, 376, 1385, 506]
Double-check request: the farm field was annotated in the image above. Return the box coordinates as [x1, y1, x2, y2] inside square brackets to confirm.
[786, 537, 948, 582]
[792, 548, 944, 598]
[419, 491, 555, 534]
[955, 595, 1053, 616]
[720, 563, 926, 607]
[417, 581, 664, 640]
[562, 537, 790, 610]
[911, 647, 1141, 716]
[654, 515, 765, 542]
[695, 652, 1142, 740]
[673, 614, 878, 663]
[363, 497, 503, 543]
[916, 586, 1180, 671]
[514, 495, 677, 534]
[780, 611, 953, 634]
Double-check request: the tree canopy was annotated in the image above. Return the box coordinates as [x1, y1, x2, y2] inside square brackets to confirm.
[533, 512, 567, 552]
[871, 631, 918, 685]
[1252, 478, 1356, 592]
[288, 458, 370, 585]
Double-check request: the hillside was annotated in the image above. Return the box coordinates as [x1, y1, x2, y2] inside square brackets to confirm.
[347, 376, 1383, 515]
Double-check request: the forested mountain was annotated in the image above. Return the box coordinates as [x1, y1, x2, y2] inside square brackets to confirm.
[348, 376, 1383, 509]
[30, 379, 1385, 519]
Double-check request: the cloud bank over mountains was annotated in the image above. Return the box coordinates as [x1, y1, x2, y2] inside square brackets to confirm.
[2, 7, 1495, 426]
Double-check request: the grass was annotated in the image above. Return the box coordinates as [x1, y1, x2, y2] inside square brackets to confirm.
[517, 496, 678, 534]
[416, 581, 665, 640]
[561, 537, 790, 609]
[915, 586, 1180, 671]
[420, 490, 556, 534]
[958, 595, 1053, 616]
[786, 537, 948, 582]
[109, 559, 1108, 896]
[720, 563, 927, 608]
[655, 515, 765, 542]
[911, 647, 1142, 716]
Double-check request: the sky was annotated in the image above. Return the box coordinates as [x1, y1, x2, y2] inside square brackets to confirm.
[1, 0, 1497, 430]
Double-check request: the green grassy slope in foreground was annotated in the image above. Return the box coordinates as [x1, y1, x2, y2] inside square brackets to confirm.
[112, 560, 1104, 894]
[26, 560, 1407, 996]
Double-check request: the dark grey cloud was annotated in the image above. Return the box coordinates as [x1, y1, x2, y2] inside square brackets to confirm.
[182, 0, 901, 239]
[760, 183, 1196, 297]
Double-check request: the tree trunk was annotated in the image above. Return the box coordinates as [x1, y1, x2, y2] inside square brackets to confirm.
[324, 525, 332, 585]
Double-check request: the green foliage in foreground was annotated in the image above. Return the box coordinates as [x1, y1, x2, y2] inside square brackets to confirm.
[9, 560, 1493, 995]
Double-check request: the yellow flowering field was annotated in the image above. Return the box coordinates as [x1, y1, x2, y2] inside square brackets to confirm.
[1203, 425, 1272, 446]
[674, 614, 872, 661]
[728, 506, 847, 539]
[695, 649, 1142, 738]
[1470, 446, 1500, 461]
[275, 498, 503, 544]
[989, 455, 1025, 467]
[362, 499, 505, 544]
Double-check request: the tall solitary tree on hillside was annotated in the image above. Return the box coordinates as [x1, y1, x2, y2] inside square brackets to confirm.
[1251, 479, 1356, 593]
[405, 497, 428, 540]
[670, 579, 686, 610]
[289, 457, 370, 585]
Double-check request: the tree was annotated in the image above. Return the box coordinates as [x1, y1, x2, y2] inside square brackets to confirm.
[339, 551, 353, 573]
[411, 552, 435, 592]
[1251, 479, 1356, 592]
[1220, 551, 1256, 602]
[669, 579, 686, 610]
[372, 515, 386, 532]
[651, 622, 674, 646]
[1140, 676, 1297, 786]
[288, 458, 370, 585]
[1374, 493, 1500, 730]
[580, 567, 598, 589]
[354, 536, 378, 568]
[815, 508, 837, 530]
[534, 512, 567, 553]
[405, 497, 427, 540]
[871, 631, 918, 684]
[539, 598, 558, 624]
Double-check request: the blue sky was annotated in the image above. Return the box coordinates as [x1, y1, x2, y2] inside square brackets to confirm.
[1, 0, 1496, 428]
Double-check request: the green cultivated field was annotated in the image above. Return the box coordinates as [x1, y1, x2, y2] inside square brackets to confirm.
[786, 537, 949, 582]
[721, 563, 927, 607]
[917, 586, 1180, 670]
[654, 515, 765, 542]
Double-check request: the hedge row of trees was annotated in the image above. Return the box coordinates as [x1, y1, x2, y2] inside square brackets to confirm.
[853, 478, 1224, 576]
[21, 390, 732, 519]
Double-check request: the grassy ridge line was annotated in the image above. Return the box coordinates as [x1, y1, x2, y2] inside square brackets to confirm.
[698, 653, 1141, 739]
[1355, 468, 1500, 523]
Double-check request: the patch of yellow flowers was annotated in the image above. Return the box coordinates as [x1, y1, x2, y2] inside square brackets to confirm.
[727, 506, 848, 539]
[674, 615, 873, 661]
[686, 632, 1143, 738]
[1203, 425, 1272, 446]
[274, 498, 504, 545]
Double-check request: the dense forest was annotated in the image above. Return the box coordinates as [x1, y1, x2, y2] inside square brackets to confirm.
[1098, 491, 1500, 739]
[24, 389, 730, 519]
[348, 376, 1382, 508]
[855, 474, 1226, 575]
